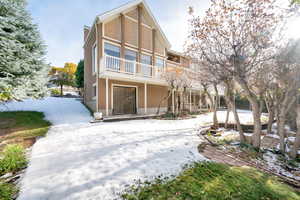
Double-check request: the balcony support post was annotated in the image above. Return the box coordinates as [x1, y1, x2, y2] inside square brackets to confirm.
[106, 77, 109, 116]
[172, 89, 175, 114]
[189, 90, 192, 113]
[144, 82, 147, 114]
[199, 90, 202, 110]
[120, 14, 125, 72]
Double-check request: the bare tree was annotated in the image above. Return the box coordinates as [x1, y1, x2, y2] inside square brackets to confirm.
[291, 104, 300, 158]
[158, 67, 193, 116]
[186, 0, 281, 148]
[272, 39, 300, 153]
[156, 71, 177, 115]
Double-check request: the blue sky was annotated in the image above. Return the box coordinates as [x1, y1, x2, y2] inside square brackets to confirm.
[27, 0, 210, 67]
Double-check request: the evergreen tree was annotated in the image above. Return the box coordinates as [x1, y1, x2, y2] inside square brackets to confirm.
[0, 0, 49, 102]
[75, 60, 84, 89]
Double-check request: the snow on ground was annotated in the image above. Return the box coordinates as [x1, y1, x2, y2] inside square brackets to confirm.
[1, 97, 206, 200]
[263, 151, 300, 181]
[213, 109, 268, 125]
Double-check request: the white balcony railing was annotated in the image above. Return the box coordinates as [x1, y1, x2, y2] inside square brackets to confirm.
[102, 55, 164, 79]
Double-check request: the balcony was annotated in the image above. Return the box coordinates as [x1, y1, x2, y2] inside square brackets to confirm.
[99, 55, 200, 87]
[100, 55, 164, 81]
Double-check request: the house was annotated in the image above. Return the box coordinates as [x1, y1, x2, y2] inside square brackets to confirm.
[83, 0, 204, 117]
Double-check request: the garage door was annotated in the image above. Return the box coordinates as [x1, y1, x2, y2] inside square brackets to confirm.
[113, 86, 137, 115]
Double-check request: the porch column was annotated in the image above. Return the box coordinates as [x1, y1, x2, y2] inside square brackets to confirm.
[106, 77, 109, 116]
[144, 82, 147, 114]
[172, 89, 175, 113]
[189, 90, 192, 112]
[199, 90, 202, 110]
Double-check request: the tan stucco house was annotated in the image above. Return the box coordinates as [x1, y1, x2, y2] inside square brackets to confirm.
[83, 0, 203, 117]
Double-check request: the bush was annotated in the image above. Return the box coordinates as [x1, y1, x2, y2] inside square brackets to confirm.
[0, 182, 16, 200]
[0, 145, 27, 175]
[50, 88, 60, 96]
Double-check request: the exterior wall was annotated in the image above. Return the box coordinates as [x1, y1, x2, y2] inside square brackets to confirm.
[141, 25, 152, 51]
[124, 17, 138, 47]
[126, 8, 138, 19]
[98, 78, 168, 115]
[102, 4, 167, 64]
[155, 37, 165, 56]
[104, 17, 121, 41]
[83, 25, 97, 111]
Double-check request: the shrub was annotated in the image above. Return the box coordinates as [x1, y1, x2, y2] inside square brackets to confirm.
[0, 182, 16, 200]
[0, 145, 27, 175]
[50, 88, 60, 96]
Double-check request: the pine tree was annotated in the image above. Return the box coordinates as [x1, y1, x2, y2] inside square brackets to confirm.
[0, 0, 49, 102]
[75, 60, 84, 89]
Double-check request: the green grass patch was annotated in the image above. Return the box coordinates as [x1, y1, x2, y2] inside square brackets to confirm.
[121, 162, 300, 200]
[0, 145, 27, 176]
[0, 182, 16, 200]
[0, 111, 51, 144]
[0, 111, 51, 200]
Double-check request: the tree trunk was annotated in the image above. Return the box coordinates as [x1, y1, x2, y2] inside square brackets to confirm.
[267, 107, 274, 134]
[277, 92, 297, 153]
[156, 90, 172, 115]
[277, 115, 287, 153]
[291, 105, 300, 158]
[251, 101, 262, 149]
[224, 80, 245, 142]
[206, 89, 218, 128]
[213, 84, 219, 128]
[225, 108, 230, 129]
[235, 77, 261, 148]
[60, 84, 63, 96]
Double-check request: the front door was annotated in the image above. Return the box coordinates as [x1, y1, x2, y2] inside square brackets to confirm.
[113, 86, 136, 115]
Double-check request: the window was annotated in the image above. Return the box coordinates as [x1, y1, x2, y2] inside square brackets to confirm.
[141, 54, 152, 65]
[104, 42, 120, 57]
[125, 49, 137, 61]
[92, 44, 97, 73]
[155, 57, 164, 68]
[125, 49, 137, 73]
[104, 42, 121, 71]
[141, 54, 152, 76]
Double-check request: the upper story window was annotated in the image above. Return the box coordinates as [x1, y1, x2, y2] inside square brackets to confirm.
[125, 49, 137, 61]
[141, 54, 152, 65]
[124, 49, 137, 73]
[104, 42, 120, 57]
[141, 54, 152, 76]
[155, 57, 164, 68]
[92, 44, 97, 73]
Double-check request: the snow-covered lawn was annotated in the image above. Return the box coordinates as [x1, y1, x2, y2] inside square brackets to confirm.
[214, 109, 268, 125]
[1, 97, 206, 200]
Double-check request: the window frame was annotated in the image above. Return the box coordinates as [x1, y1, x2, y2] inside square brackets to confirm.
[104, 42, 121, 58]
[125, 48, 138, 62]
[155, 57, 165, 68]
[140, 53, 152, 65]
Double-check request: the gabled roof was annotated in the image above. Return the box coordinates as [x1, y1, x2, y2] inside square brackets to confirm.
[96, 0, 171, 49]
